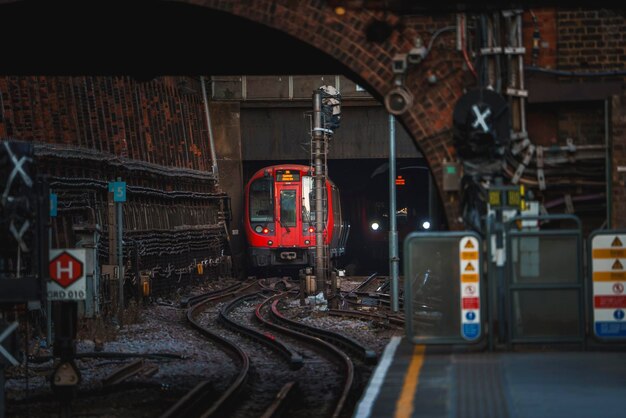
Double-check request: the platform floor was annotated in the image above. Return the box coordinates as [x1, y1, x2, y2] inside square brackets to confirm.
[354, 336, 626, 418]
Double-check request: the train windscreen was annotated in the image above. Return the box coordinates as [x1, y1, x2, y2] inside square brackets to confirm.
[249, 177, 274, 222]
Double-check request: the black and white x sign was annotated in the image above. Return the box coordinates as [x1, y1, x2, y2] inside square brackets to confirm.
[0, 321, 19, 366]
[1, 141, 33, 205]
[471, 104, 492, 133]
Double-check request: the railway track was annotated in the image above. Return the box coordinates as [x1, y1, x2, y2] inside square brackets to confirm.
[162, 279, 358, 418]
[5, 276, 402, 418]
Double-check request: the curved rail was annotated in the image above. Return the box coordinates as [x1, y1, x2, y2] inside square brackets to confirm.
[160, 281, 258, 418]
[219, 292, 303, 369]
[270, 301, 378, 364]
[257, 293, 355, 418]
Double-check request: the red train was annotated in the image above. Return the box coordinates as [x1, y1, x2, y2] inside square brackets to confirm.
[244, 164, 349, 273]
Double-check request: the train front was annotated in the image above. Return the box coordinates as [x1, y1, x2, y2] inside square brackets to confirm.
[245, 165, 320, 273]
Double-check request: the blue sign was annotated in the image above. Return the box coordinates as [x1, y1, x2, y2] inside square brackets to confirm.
[595, 322, 626, 337]
[614, 309, 625, 320]
[465, 311, 476, 321]
[108, 181, 126, 202]
[50, 193, 57, 217]
[462, 323, 480, 340]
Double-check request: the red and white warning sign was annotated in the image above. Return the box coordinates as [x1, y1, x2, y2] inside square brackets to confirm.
[48, 249, 87, 301]
[459, 236, 481, 340]
[591, 233, 626, 338]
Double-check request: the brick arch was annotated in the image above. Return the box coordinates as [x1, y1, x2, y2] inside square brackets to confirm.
[181, 0, 470, 229]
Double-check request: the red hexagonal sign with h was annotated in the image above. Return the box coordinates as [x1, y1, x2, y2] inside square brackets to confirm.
[49, 251, 84, 288]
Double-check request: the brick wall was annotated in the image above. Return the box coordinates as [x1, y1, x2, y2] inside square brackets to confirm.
[0, 76, 213, 171]
[556, 9, 626, 71]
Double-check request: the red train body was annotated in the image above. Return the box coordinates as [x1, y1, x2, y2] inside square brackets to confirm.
[244, 164, 349, 272]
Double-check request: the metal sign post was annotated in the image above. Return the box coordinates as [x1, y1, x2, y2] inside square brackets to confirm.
[388, 114, 400, 313]
[109, 179, 125, 323]
[312, 91, 326, 299]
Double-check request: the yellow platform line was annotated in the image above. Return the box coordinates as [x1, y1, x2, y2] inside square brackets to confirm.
[395, 344, 425, 418]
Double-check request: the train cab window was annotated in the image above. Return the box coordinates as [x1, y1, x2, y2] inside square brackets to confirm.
[249, 177, 274, 222]
[280, 190, 297, 227]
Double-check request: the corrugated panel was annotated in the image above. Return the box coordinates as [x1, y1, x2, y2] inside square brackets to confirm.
[210, 75, 375, 102]
[291, 75, 336, 99]
[240, 106, 422, 160]
[246, 76, 290, 100]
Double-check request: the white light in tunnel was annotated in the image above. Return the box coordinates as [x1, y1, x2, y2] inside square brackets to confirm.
[370, 221, 380, 231]
[422, 221, 431, 230]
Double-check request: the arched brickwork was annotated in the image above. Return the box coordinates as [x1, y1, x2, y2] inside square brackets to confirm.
[179, 0, 472, 229]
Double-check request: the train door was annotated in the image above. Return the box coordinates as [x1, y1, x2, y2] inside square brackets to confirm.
[275, 182, 301, 247]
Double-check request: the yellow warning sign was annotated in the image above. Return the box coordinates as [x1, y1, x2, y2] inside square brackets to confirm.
[461, 274, 479, 282]
[612, 259, 624, 270]
[461, 252, 478, 260]
[593, 271, 626, 281]
[464, 240, 475, 249]
[593, 249, 626, 258]
[612, 237, 624, 247]
[465, 262, 476, 272]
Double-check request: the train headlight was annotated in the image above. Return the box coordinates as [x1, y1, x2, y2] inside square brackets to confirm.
[262, 227, 270, 234]
[304, 240, 310, 245]
[254, 225, 263, 233]
[267, 240, 273, 245]
[308, 226, 315, 233]
[370, 221, 380, 231]
[422, 220, 431, 230]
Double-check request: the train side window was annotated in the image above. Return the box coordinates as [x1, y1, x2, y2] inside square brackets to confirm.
[332, 186, 341, 224]
[250, 177, 274, 222]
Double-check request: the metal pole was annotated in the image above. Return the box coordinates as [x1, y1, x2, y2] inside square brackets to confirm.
[47, 222, 52, 347]
[428, 170, 435, 230]
[312, 91, 325, 296]
[200, 76, 219, 178]
[116, 177, 124, 324]
[389, 114, 399, 313]
[494, 178, 506, 344]
[486, 213, 495, 351]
